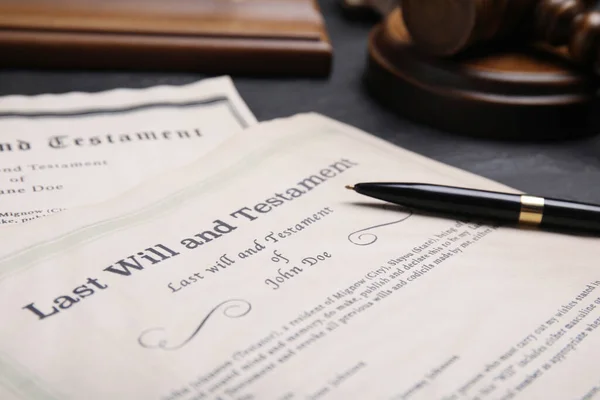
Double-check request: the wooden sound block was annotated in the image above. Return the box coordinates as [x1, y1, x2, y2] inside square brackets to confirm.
[0, 0, 331, 76]
[365, 8, 600, 139]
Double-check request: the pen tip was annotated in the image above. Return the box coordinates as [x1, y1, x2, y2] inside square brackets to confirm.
[345, 185, 355, 191]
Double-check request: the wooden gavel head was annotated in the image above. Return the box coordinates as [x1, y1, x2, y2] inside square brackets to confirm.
[402, 0, 600, 69]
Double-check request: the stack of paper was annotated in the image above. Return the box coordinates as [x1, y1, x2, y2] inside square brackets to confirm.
[0, 79, 598, 400]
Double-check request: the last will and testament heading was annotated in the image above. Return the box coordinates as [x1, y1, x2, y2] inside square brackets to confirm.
[22, 158, 358, 321]
[0, 127, 204, 152]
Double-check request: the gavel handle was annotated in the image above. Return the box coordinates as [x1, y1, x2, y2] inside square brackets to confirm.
[533, 0, 600, 69]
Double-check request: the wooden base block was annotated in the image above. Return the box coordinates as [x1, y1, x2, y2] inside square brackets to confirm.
[0, 0, 331, 76]
[366, 8, 600, 139]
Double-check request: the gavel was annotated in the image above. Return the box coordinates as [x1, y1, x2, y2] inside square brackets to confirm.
[402, 0, 600, 69]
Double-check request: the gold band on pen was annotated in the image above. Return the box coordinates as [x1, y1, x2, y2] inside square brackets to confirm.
[519, 195, 545, 225]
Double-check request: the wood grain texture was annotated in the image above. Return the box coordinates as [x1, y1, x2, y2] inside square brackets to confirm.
[0, 0, 332, 76]
[365, 8, 600, 139]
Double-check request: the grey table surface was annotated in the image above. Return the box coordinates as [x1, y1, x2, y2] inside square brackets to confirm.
[0, 0, 599, 203]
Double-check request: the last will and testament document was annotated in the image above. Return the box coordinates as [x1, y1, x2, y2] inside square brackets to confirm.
[0, 114, 598, 400]
[0, 76, 256, 225]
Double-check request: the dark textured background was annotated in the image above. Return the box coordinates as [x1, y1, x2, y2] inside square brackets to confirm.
[1, 0, 599, 202]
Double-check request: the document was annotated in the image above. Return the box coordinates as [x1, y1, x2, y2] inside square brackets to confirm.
[0, 76, 256, 225]
[0, 114, 598, 400]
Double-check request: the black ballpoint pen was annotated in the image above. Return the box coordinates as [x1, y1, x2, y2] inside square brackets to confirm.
[346, 182, 600, 234]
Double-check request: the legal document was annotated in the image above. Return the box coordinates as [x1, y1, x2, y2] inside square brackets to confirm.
[0, 114, 598, 400]
[0, 76, 256, 225]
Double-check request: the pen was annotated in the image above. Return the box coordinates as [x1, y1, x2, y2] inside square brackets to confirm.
[346, 182, 600, 234]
